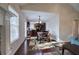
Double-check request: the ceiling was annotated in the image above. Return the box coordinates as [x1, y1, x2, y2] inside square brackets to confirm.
[18, 3, 79, 12]
[70, 3, 79, 12]
[20, 3, 79, 22]
[23, 10, 57, 22]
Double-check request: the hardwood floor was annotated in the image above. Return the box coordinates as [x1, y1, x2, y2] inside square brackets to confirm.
[15, 39, 55, 55]
[15, 39, 27, 55]
[15, 39, 71, 55]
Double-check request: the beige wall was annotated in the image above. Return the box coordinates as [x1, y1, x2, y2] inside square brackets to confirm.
[22, 3, 79, 41]
[58, 4, 79, 41]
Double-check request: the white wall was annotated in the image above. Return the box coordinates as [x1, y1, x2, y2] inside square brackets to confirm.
[46, 14, 59, 41]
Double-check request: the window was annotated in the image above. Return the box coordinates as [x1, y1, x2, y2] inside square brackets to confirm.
[8, 5, 19, 43]
[10, 16, 19, 43]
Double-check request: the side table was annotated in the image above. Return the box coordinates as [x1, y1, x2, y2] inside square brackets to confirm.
[53, 41, 68, 55]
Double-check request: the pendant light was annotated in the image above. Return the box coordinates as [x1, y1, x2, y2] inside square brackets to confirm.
[38, 16, 42, 23]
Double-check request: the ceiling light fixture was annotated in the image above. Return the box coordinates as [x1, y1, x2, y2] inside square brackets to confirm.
[38, 16, 42, 23]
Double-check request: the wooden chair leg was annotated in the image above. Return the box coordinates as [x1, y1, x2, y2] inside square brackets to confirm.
[62, 48, 64, 55]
